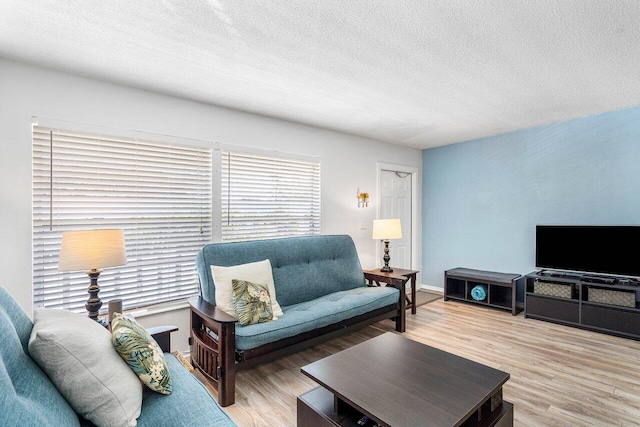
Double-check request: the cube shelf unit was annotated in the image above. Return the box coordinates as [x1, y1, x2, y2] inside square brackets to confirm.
[524, 271, 640, 340]
[444, 268, 523, 315]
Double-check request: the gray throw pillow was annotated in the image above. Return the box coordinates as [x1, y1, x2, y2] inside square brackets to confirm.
[28, 308, 143, 427]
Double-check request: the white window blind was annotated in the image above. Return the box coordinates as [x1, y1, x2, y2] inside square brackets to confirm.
[32, 126, 212, 313]
[221, 150, 320, 242]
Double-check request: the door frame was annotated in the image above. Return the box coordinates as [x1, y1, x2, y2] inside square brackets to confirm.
[376, 162, 420, 271]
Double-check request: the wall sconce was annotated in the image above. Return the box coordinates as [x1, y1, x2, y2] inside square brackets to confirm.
[357, 187, 369, 208]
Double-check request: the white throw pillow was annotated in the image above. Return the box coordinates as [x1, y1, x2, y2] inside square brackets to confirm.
[211, 259, 283, 318]
[28, 308, 142, 427]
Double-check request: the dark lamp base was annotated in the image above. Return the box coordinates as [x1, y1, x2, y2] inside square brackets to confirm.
[380, 239, 393, 273]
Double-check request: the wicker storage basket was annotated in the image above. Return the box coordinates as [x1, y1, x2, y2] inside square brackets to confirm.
[533, 280, 573, 299]
[588, 288, 636, 308]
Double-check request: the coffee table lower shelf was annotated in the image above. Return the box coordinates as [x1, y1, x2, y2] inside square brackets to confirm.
[298, 386, 514, 427]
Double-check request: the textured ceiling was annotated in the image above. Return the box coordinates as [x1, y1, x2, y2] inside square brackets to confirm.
[1, 1, 639, 149]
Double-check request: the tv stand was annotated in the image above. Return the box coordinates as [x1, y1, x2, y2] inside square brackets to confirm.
[525, 271, 640, 340]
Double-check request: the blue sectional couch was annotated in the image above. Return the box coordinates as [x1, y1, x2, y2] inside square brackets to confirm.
[189, 234, 403, 406]
[0, 286, 235, 427]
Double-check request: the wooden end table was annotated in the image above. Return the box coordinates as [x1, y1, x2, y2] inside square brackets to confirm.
[363, 268, 419, 333]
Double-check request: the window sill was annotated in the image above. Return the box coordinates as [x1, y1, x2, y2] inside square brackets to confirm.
[128, 298, 192, 318]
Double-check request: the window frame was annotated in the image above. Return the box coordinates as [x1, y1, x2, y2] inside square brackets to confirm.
[31, 119, 214, 314]
[219, 147, 321, 242]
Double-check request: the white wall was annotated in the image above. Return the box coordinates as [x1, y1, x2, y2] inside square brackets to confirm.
[0, 58, 422, 351]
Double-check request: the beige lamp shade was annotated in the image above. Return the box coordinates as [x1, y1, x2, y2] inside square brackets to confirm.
[58, 229, 127, 272]
[372, 219, 402, 240]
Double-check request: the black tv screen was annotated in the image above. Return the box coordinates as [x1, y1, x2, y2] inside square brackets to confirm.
[536, 225, 639, 277]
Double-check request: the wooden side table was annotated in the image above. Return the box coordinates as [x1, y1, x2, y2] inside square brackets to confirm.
[363, 267, 420, 332]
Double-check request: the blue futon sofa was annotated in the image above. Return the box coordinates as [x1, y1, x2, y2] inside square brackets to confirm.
[189, 234, 403, 406]
[0, 286, 235, 426]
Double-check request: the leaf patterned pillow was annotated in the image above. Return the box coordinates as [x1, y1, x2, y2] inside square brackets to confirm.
[232, 279, 274, 326]
[111, 314, 172, 395]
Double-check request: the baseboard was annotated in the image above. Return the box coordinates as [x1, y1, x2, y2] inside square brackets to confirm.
[403, 283, 443, 293]
[418, 284, 443, 294]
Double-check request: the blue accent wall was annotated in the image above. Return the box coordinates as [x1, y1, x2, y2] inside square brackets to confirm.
[422, 105, 640, 288]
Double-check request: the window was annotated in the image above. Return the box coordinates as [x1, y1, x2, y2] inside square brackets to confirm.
[221, 150, 320, 242]
[32, 126, 212, 312]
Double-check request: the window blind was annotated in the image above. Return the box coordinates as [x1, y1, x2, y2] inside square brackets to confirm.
[221, 150, 320, 242]
[32, 126, 212, 313]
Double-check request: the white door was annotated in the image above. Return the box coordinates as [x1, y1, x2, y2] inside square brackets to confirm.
[380, 170, 412, 269]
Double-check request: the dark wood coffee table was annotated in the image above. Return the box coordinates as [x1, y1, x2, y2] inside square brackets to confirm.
[298, 333, 513, 427]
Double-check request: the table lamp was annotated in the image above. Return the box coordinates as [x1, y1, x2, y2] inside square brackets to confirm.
[372, 219, 402, 272]
[58, 229, 127, 321]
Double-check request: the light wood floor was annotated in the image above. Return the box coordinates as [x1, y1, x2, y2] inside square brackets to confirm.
[197, 298, 640, 426]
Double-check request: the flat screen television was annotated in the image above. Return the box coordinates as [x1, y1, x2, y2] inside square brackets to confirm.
[536, 225, 639, 278]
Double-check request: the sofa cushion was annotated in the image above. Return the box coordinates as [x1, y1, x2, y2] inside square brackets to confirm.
[0, 287, 80, 427]
[197, 235, 367, 307]
[232, 279, 274, 326]
[112, 314, 172, 395]
[137, 354, 236, 427]
[210, 259, 283, 317]
[28, 308, 143, 427]
[234, 286, 398, 350]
